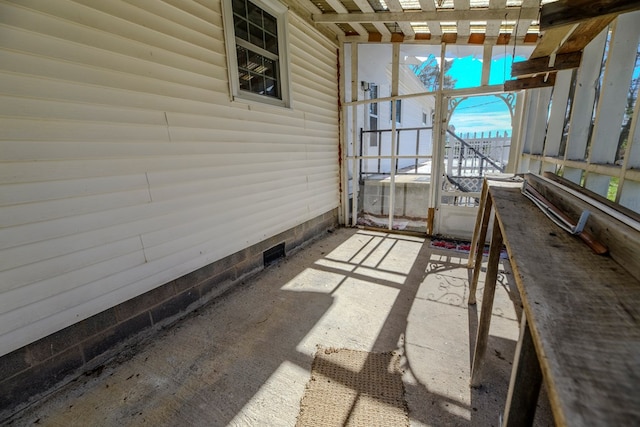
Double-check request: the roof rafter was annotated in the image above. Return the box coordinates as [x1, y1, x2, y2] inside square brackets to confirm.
[325, 0, 369, 36]
[352, 0, 391, 36]
[312, 7, 540, 24]
[385, 0, 416, 37]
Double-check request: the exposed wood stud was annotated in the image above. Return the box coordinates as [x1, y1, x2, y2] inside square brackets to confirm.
[504, 74, 557, 91]
[511, 52, 582, 77]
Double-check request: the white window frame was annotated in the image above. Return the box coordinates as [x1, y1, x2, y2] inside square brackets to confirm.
[222, 0, 291, 108]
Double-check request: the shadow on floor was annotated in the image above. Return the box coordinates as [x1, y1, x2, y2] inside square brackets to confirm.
[8, 228, 553, 426]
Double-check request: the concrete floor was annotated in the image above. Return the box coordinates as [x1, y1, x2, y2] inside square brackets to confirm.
[7, 228, 553, 426]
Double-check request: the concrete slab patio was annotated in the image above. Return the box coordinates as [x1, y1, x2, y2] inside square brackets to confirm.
[6, 228, 552, 426]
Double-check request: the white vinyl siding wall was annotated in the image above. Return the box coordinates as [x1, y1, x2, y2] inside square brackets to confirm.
[0, 0, 339, 357]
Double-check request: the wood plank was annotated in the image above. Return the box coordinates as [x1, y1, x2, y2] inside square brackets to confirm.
[542, 172, 640, 223]
[540, 0, 640, 31]
[502, 315, 543, 427]
[504, 74, 556, 91]
[526, 173, 640, 281]
[529, 24, 577, 59]
[468, 183, 492, 305]
[470, 220, 504, 387]
[557, 16, 616, 55]
[490, 185, 640, 426]
[511, 52, 582, 78]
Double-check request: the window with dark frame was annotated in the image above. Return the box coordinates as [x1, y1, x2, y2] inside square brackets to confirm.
[230, 0, 283, 101]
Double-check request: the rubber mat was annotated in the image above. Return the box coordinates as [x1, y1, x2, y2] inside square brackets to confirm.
[296, 348, 408, 427]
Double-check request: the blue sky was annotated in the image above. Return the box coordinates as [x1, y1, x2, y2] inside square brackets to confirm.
[445, 55, 527, 136]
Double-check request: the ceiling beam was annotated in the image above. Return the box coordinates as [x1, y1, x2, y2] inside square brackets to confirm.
[385, 0, 415, 37]
[312, 7, 540, 24]
[511, 52, 582, 77]
[540, 0, 640, 31]
[325, 0, 368, 37]
[352, 0, 391, 36]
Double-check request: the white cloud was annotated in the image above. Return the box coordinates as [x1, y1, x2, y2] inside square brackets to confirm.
[450, 111, 512, 136]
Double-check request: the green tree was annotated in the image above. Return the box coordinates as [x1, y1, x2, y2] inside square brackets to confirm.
[414, 54, 456, 91]
[616, 48, 640, 163]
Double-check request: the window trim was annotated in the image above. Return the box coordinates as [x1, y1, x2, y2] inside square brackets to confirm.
[222, 0, 291, 108]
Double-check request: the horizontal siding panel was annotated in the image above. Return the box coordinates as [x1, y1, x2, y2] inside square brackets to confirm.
[162, 0, 220, 22]
[290, 15, 338, 61]
[149, 161, 335, 186]
[0, 236, 143, 296]
[0, 26, 221, 91]
[0, 188, 151, 227]
[118, 0, 220, 38]
[0, 2, 224, 72]
[71, 0, 218, 50]
[0, 51, 227, 103]
[0, 140, 323, 164]
[0, 165, 336, 251]
[0, 117, 171, 141]
[0, 72, 233, 115]
[0, 96, 168, 127]
[166, 110, 307, 131]
[0, 225, 145, 272]
[293, 90, 339, 115]
[290, 25, 337, 72]
[142, 185, 312, 261]
[0, 250, 148, 337]
[0, 174, 149, 207]
[289, 46, 337, 84]
[0, 149, 338, 185]
[292, 74, 339, 104]
[4, 0, 221, 57]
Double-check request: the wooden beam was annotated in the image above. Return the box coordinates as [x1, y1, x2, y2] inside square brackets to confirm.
[504, 74, 556, 91]
[511, 52, 582, 77]
[312, 8, 539, 24]
[530, 24, 577, 59]
[540, 0, 640, 31]
[531, 16, 613, 59]
[557, 16, 616, 54]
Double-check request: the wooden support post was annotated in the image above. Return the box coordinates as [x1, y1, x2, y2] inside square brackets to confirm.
[468, 186, 493, 304]
[468, 179, 489, 268]
[503, 315, 543, 427]
[470, 219, 503, 387]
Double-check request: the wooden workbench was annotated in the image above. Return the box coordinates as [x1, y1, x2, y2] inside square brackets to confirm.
[469, 182, 640, 426]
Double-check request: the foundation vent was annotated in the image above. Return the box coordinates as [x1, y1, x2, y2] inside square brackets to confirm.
[263, 242, 285, 266]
